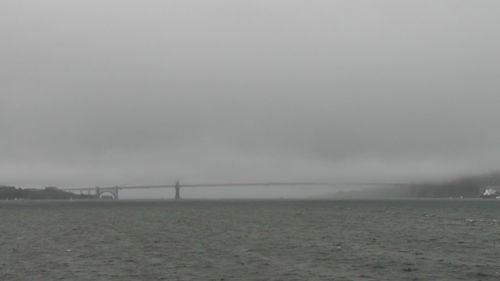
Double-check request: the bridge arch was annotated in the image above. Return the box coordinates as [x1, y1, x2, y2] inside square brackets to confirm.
[98, 191, 118, 199]
[95, 186, 120, 200]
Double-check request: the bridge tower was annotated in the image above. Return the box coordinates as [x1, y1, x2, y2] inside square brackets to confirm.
[113, 186, 120, 200]
[175, 180, 181, 200]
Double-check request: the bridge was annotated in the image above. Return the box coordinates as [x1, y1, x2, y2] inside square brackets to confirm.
[62, 181, 409, 200]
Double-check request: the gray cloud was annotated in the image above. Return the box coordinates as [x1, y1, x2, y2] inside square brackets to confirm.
[1, 1, 500, 197]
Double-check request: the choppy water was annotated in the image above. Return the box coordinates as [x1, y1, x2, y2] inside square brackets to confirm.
[1, 199, 499, 280]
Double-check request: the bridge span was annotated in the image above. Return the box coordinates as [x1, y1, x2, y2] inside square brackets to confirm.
[62, 181, 409, 200]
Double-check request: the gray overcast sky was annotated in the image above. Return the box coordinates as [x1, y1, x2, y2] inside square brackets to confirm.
[1, 1, 500, 197]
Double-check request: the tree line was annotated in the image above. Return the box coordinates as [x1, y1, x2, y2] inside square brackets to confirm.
[0, 186, 94, 200]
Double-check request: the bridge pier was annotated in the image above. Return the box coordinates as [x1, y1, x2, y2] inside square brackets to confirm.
[175, 180, 181, 200]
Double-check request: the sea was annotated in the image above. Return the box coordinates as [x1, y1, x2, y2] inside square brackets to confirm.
[1, 199, 499, 281]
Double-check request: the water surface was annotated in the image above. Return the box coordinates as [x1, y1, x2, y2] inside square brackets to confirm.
[1, 199, 499, 280]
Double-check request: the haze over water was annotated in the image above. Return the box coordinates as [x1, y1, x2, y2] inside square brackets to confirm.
[2, 1, 500, 194]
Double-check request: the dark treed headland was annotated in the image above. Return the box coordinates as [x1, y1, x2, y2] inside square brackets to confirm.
[0, 186, 93, 200]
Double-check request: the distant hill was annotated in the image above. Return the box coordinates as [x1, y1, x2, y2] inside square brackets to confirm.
[0, 186, 93, 200]
[332, 171, 500, 199]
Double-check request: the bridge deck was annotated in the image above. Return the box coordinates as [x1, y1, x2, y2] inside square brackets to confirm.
[62, 182, 409, 192]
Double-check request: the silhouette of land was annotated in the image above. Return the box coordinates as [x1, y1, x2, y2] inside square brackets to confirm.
[0, 186, 94, 200]
[333, 172, 500, 199]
